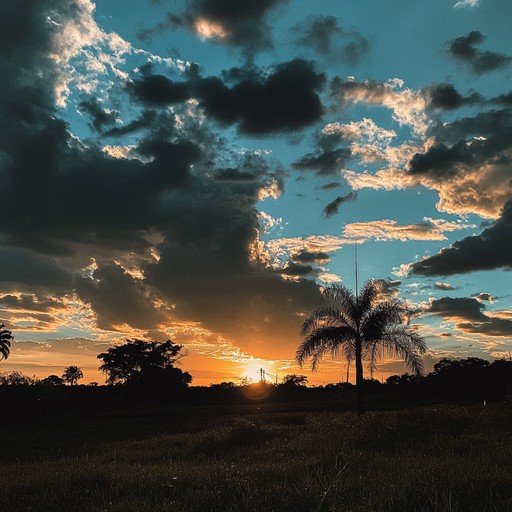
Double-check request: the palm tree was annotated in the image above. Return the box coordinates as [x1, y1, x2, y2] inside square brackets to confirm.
[62, 365, 83, 386]
[0, 324, 13, 360]
[296, 280, 427, 415]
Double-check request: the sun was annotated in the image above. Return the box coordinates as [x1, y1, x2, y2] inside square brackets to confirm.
[240, 361, 264, 383]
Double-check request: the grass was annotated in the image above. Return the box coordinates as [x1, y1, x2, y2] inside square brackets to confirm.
[1, 402, 511, 511]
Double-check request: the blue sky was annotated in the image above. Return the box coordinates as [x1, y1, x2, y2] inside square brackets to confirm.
[0, 0, 511, 384]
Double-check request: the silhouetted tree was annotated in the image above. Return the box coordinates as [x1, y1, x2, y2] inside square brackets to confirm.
[281, 374, 308, 386]
[97, 339, 192, 390]
[0, 324, 13, 360]
[297, 280, 427, 415]
[40, 374, 65, 386]
[62, 365, 83, 385]
[0, 371, 35, 385]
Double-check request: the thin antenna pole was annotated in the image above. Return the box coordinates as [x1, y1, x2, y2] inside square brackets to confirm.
[355, 243, 359, 297]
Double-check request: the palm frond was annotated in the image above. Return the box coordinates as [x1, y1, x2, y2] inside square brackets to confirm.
[378, 326, 427, 375]
[357, 279, 381, 321]
[296, 326, 355, 370]
[300, 306, 352, 336]
[321, 284, 357, 320]
[361, 300, 410, 341]
[0, 324, 13, 361]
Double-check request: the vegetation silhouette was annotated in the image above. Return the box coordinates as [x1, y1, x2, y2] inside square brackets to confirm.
[63, 365, 83, 385]
[97, 339, 192, 396]
[297, 280, 427, 415]
[0, 324, 13, 360]
[281, 374, 308, 387]
[40, 374, 65, 386]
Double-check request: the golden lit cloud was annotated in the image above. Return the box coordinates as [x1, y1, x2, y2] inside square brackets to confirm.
[342, 218, 475, 242]
[194, 18, 229, 41]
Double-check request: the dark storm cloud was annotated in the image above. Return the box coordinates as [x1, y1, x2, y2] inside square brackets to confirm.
[293, 15, 369, 64]
[448, 31, 512, 74]
[75, 263, 168, 331]
[280, 261, 315, 277]
[411, 200, 512, 276]
[142, 174, 321, 355]
[0, 0, 322, 346]
[408, 141, 473, 177]
[293, 148, 350, 176]
[140, 0, 287, 56]
[408, 108, 512, 177]
[427, 297, 512, 337]
[291, 251, 330, 264]
[0, 247, 72, 293]
[128, 75, 191, 106]
[79, 97, 118, 132]
[0, 294, 64, 313]
[323, 192, 357, 218]
[425, 83, 481, 110]
[126, 60, 325, 135]
[491, 91, 512, 106]
[104, 110, 158, 137]
[429, 297, 486, 321]
[213, 153, 273, 182]
[195, 59, 325, 135]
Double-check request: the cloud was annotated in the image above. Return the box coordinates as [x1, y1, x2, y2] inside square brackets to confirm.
[323, 192, 357, 218]
[293, 15, 369, 64]
[410, 199, 512, 276]
[342, 217, 475, 242]
[125, 60, 326, 136]
[331, 77, 430, 136]
[79, 97, 118, 132]
[0, 0, 326, 361]
[195, 59, 325, 135]
[425, 83, 481, 110]
[472, 292, 495, 303]
[426, 297, 512, 337]
[435, 282, 455, 291]
[139, 0, 287, 57]
[454, 0, 481, 8]
[448, 31, 511, 74]
[293, 148, 350, 175]
[344, 106, 512, 219]
[128, 74, 191, 106]
[264, 235, 346, 263]
[291, 251, 331, 264]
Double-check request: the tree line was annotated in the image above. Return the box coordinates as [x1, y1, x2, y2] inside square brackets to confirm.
[1, 281, 510, 416]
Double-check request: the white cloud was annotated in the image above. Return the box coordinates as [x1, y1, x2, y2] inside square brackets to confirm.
[454, 0, 481, 8]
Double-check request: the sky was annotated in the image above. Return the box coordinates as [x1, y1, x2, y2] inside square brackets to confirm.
[0, 0, 511, 385]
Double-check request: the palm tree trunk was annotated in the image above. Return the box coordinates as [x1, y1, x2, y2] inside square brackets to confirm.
[355, 338, 364, 416]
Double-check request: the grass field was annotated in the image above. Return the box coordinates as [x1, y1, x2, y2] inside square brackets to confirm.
[1, 401, 511, 511]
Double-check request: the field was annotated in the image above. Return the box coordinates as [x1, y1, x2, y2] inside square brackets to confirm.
[1, 401, 511, 511]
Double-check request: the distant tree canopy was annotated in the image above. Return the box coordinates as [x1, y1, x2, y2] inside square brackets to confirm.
[97, 339, 192, 389]
[281, 374, 308, 386]
[41, 374, 65, 386]
[0, 324, 13, 360]
[0, 371, 35, 386]
[63, 365, 83, 385]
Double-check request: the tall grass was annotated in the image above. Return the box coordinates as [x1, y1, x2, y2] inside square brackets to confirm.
[0, 403, 511, 511]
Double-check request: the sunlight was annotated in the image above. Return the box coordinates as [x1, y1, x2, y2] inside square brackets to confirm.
[194, 18, 229, 41]
[240, 360, 264, 383]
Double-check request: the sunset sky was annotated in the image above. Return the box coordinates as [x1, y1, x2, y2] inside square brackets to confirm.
[1, 0, 511, 385]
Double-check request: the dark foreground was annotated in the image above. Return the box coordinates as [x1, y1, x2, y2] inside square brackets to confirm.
[1, 401, 511, 512]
